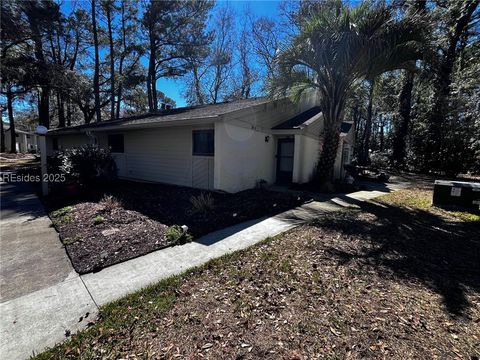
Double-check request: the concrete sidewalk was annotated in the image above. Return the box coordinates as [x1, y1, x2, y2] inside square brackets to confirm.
[0, 179, 98, 360]
[0, 177, 407, 359]
[81, 180, 407, 306]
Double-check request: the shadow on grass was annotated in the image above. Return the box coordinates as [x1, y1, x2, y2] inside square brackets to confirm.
[310, 200, 480, 316]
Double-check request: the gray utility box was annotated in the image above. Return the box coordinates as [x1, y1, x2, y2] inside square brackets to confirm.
[433, 180, 480, 211]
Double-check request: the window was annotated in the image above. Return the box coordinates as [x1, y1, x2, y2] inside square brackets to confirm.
[108, 134, 124, 153]
[192, 130, 214, 156]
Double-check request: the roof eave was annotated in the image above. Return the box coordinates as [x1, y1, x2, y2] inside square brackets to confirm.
[47, 116, 220, 136]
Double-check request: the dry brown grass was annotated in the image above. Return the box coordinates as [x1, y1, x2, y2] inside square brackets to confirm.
[36, 187, 480, 359]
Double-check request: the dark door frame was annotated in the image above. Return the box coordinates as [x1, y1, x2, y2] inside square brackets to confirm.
[276, 137, 294, 184]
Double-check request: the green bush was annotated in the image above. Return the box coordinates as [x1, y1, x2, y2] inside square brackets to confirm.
[166, 225, 192, 245]
[48, 145, 117, 185]
[93, 215, 105, 225]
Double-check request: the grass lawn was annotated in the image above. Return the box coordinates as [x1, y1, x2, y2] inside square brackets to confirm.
[36, 186, 480, 359]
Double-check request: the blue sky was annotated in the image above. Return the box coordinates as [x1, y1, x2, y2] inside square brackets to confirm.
[3, 0, 282, 121]
[156, 1, 281, 107]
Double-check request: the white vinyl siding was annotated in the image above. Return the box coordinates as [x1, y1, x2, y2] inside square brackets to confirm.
[192, 156, 214, 189]
[122, 126, 214, 189]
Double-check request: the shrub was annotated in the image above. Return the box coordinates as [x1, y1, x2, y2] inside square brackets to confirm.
[100, 195, 122, 212]
[93, 215, 105, 225]
[166, 225, 192, 245]
[190, 192, 214, 214]
[369, 151, 390, 169]
[50, 206, 73, 226]
[48, 145, 117, 185]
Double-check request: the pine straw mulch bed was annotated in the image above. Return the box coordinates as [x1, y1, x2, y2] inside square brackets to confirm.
[49, 182, 309, 274]
[104, 181, 309, 238]
[51, 201, 170, 274]
[37, 187, 480, 359]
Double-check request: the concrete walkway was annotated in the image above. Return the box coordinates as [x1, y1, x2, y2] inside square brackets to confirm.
[0, 179, 98, 360]
[0, 177, 407, 359]
[82, 180, 407, 305]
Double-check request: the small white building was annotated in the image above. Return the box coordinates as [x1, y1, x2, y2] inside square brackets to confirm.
[4, 126, 38, 153]
[46, 95, 354, 193]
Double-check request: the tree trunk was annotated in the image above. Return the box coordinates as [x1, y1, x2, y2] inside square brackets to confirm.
[24, 3, 50, 128]
[38, 87, 50, 128]
[1, 108, 5, 153]
[106, 3, 115, 120]
[57, 91, 66, 128]
[392, 70, 414, 166]
[66, 98, 72, 127]
[147, 27, 156, 112]
[424, 0, 478, 171]
[316, 126, 341, 190]
[92, 0, 102, 122]
[7, 90, 16, 153]
[360, 79, 375, 164]
[116, 2, 126, 119]
[193, 65, 204, 105]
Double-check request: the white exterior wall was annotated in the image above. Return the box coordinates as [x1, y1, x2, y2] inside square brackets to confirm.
[334, 140, 345, 180]
[292, 135, 319, 184]
[51, 126, 215, 190]
[4, 130, 37, 153]
[214, 121, 276, 193]
[300, 135, 319, 183]
[122, 126, 193, 186]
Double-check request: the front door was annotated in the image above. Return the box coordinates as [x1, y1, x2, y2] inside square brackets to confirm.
[276, 138, 294, 184]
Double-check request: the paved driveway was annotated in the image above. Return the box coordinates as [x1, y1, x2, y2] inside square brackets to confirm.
[0, 178, 97, 359]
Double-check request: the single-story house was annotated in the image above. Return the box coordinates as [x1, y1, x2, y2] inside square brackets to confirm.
[45, 93, 354, 193]
[3, 125, 38, 153]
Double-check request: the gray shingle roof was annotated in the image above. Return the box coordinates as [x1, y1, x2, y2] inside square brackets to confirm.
[48, 97, 269, 134]
[272, 106, 322, 130]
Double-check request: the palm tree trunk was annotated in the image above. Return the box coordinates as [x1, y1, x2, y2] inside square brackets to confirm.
[316, 126, 341, 189]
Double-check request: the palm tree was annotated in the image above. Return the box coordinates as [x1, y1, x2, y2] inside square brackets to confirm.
[272, 0, 426, 188]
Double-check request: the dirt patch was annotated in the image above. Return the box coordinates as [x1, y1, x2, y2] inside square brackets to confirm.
[106, 181, 309, 238]
[52, 201, 170, 274]
[37, 187, 480, 359]
[48, 181, 309, 273]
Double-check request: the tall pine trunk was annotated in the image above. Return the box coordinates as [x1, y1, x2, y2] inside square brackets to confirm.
[392, 70, 414, 166]
[424, 0, 477, 171]
[92, 0, 102, 122]
[360, 79, 375, 165]
[57, 91, 66, 128]
[7, 90, 16, 153]
[0, 112, 5, 153]
[391, 1, 426, 167]
[105, 3, 115, 120]
[66, 98, 72, 127]
[147, 27, 157, 112]
[116, 2, 126, 119]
